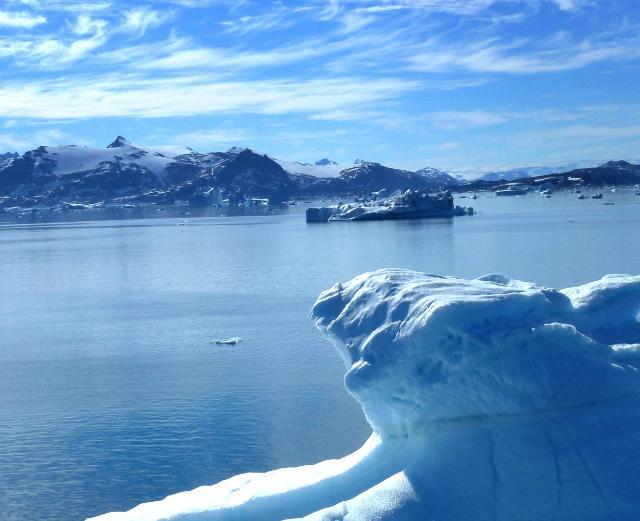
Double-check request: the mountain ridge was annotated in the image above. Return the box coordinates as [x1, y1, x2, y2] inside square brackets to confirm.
[1, 137, 638, 208]
[0, 138, 452, 207]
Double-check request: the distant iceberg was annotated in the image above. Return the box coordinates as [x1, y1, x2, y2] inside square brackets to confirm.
[306, 190, 471, 223]
[90, 270, 640, 521]
[329, 190, 471, 221]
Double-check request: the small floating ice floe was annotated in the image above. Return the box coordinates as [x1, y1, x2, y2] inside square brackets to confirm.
[495, 186, 528, 196]
[591, 192, 603, 199]
[210, 337, 242, 345]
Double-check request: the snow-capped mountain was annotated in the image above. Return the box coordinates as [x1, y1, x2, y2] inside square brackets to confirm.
[0, 138, 457, 207]
[272, 157, 347, 178]
[0, 139, 283, 203]
[475, 160, 603, 182]
[5, 136, 635, 208]
[415, 166, 459, 188]
[335, 162, 436, 192]
[482, 160, 640, 191]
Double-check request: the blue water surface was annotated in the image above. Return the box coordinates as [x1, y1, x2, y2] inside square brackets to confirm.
[1, 190, 639, 520]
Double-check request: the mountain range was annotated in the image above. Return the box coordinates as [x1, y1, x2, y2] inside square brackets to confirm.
[489, 160, 640, 189]
[474, 161, 608, 182]
[0, 137, 456, 207]
[0, 137, 638, 208]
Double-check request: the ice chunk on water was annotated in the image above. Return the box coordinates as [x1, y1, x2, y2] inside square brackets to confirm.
[91, 270, 640, 521]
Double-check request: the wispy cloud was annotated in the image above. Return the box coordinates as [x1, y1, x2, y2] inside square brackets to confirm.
[0, 128, 77, 151]
[173, 128, 249, 147]
[424, 105, 640, 131]
[407, 32, 640, 74]
[8, 1, 112, 13]
[551, 0, 590, 12]
[120, 7, 173, 36]
[0, 74, 420, 119]
[136, 43, 327, 70]
[221, 8, 290, 35]
[0, 10, 46, 28]
[428, 110, 507, 129]
[332, 0, 591, 16]
[0, 0, 637, 168]
[0, 14, 108, 67]
[516, 124, 640, 141]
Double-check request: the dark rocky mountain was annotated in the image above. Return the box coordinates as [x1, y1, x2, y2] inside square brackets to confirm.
[560, 160, 640, 186]
[0, 139, 454, 207]
[475, 161, 599, 182]
[456, 160, 640, 193]
[298, 162, 442, 196]
[315, 158, 337, 166]
[0, 152, 18, 162]
[214, 148, 295, 197]
[121, 148, 299, 204]
[490, 160, 640, 190]
[338, 162, 437, 192]
[3, 137, 634, 209]
[107, 136, 133, 148]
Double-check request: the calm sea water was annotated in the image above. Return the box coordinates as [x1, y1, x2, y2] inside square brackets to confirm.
[1, 191, 639, 520]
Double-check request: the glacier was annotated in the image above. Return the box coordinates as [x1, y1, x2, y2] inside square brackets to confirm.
[90, 270, 640, 521]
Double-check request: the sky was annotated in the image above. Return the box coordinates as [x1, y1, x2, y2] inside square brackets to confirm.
[0, 0, 639, 172]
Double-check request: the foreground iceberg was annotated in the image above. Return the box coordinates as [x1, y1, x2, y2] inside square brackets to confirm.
[91, 270, 640, 521]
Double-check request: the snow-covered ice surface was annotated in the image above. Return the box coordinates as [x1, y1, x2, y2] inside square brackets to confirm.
[90, 270, 640, 521]
[329, 190, 467, 221]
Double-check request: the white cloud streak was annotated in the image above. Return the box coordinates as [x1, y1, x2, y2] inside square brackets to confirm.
[428, 110, 507, 129]
[407, 34, 640, 74]
[0, 10, 46, 28]
[0, 74, 420, 120]
[120, 7, 173, 36]
[7, 1, 112, 13]
[173, 128, 249, 146]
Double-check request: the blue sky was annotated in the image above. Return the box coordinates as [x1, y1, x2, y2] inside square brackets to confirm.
[0, 0, 639, 171]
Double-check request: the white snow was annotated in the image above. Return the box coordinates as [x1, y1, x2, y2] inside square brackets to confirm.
[39, 144, 174, 180]
[89, 270, 640, 521]
[145, 145, 194, 158]
[328, 190, 467, 221]
[273, 158, 349, 178]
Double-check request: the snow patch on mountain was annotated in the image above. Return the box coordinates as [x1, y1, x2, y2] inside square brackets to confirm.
[34, 139, 175, 181]
[145, 145, 195, 159]
[273, 158, 349, 178]
[414, 166, 458, 186]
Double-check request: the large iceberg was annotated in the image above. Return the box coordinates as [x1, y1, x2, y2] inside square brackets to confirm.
[330, 190, 470, 221]
[90, 270, 640, 521]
